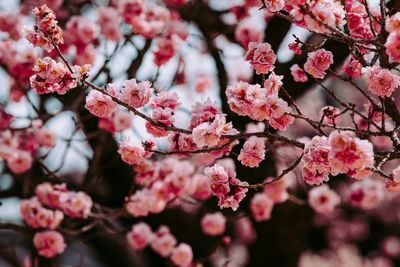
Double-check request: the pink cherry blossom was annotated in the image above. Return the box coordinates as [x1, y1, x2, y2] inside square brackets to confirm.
[342, 55, 363, 79]
[304, 49, 333, 79]
[238, 136, 265, 168]
[250, 193, 274, 222]
[363, 66, 400, 97]
[290, 64, 308, 82]
[328, 130, 374, 179]
[194, 75, 213, 93]
[126, 222, 154, 250]
[245, 42, 276, 74]
[385, 12, 400, 33]
[264, 72, 283, 95]
[118, 139, 147, 165]
[150, 229, 177, 257]
[200, 212, 227, 236]
[7, 150, 33, 174]
[385, 33, 400, 63]
[235, 19, 264, 49]
[189, 173, 212, 200]
[121, 79, 153, 108]
[302, 136, 331, 185]
[262, 0, 284, 12]
[170, 243, 193, 267]
[62, 191, 93, 218]
[308, 185, 340, 214]
[33, 230, 66, 258]
[85, 90, 117, 118]
[20, 197, 64, 229]
[263, 177, 289, 203]
[26, 5, 63, 52]
[349, 179, 384, 209]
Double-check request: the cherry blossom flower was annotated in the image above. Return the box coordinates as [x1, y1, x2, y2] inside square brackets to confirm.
[308, 185, 340, 214]
[363, 66, 400, 97]
[126, 222, 154, 250]
[304, 49, 333, 79]
[170, 243, 193, 267]
[238, 136, 265, 168]
[200, 212, 227, 236]
[33, 230, 66, 258]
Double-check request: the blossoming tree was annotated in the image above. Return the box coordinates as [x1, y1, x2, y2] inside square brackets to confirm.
[1, 0, 400, 266]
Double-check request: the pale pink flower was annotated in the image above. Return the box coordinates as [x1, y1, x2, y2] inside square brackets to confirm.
[290, 64, 308, 82]
[349, 179, 384, 209]
[97, 6, 122, 41]
[201, 212, 227, 236]
[263, 0, 285, 12]
[35, 182, 68, 209]
[62, 191, 93, 218]
[194, 75, 213, 93]
[263, 72, 283, 95]
[204, 164, 229, 184]
[385, 33, 400, 63]
[192, 122, 220, 148]
[250, 193, 274, 222]
[129, 4, 170, 38]
[121, 79, 153, 108]
[308, 185, 340, 214]
[150, 91, 181, 111]
[26, 5, 63, 51]
[151, 231, 177, 257]
[118, 0, 146, 24]
[153, 35, 181, 66]
[65, 16, 99, 45]
[145, 121, 169, 137]
[20, 197, 63, 229]
[235, 19, 264, 49]
[238, 136, 265, 168]
[363, 66, 400, 97]
[170, 243, 193, 267]
[381, 236, 400, 258]
[342, 55, 363, 79]
[126, 222, 154, 250]
[189, 173, 212, 200]
[85, 90, 117, 118]
[189, 99, 221, 130]
[110, 108, 133, 133]
[7, 150, 33, 174]
[263, 177, 289, 203]
[235, 217, 257, 244]
[152, 107, 174, 126]
[33, 230, 66, 258]
[226, 82, 266, 117]
[328, 130, 374, 179]
[33, 124, 57, 148]
[302, 136, 331, 185]
[245, 42, 276, 74]
[304, 49, 333, 79]
[118, 139, 147, 165]
[385, 12, 400, 33]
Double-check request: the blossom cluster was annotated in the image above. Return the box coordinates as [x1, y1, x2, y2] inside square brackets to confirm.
[226, 81, 294, 130]
[25, 4, 63, 52]
[0, 119, 57, 175]
[126, 222, 193, 267]
[302, 131, 374, 185]
[204, 162, 249, 211]
[19, 182, 92, 257]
